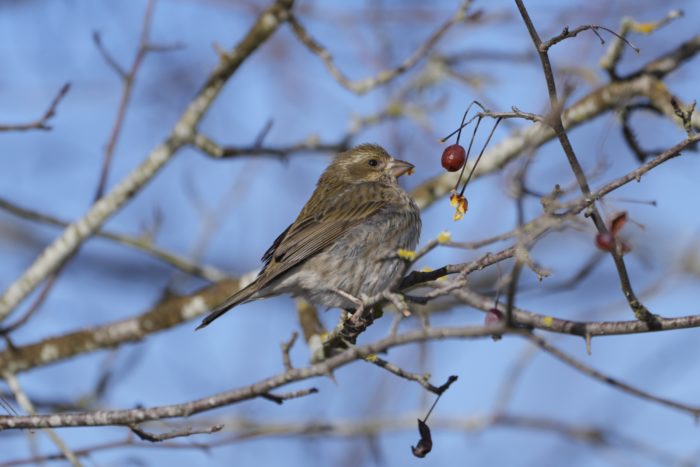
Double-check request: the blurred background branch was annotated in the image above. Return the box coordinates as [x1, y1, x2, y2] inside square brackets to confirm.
[0, 0, 699, 466]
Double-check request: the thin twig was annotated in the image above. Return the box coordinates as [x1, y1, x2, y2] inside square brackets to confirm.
[191, 132, 348, 159]
[540, 24, 638, 54]
[260, 387, 319, 405]
[2, 372, 83, 466]
[366, 355, 439, 394]
[0, 274, 61, 335]
[526, 333, 700, 417]
[514, 0, 659, 327]
[504, 147, 537, 327]
[280, 332, 299, 371]
[129, 423, 223, 442]
[0, 83, 71, 132]
[0, 196, 228, 282]
[599, 10, 683, 78]
[94, 0, 161, 200]
[288, 1, 472, 94]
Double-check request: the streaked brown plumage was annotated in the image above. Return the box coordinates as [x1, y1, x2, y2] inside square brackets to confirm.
[197, 143, 421, 329]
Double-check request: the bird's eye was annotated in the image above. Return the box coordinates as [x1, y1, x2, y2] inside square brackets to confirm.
[368, 159, 378, 167]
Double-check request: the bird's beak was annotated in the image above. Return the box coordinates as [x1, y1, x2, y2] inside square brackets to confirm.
[389, 158, 415, 178]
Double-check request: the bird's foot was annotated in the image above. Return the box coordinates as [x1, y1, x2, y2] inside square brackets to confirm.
[331, 288, 367, 315]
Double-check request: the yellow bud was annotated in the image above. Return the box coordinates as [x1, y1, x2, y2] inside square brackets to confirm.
[364, 354, 379, 363]
[437, 230, 452, 244]
[542, 316, 554, 327]
[633, 22, 657, 34]
[397, 249, 416, 261]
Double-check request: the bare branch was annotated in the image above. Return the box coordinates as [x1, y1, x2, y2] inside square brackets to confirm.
[540, 24, 639, 54]
[365, 355, 442, 394]
[0, 277, 247, 374]
[7, 317, 695, 432]
[0, 325, 506, 430]
[456, 287, 700, 340]
[514, 0, 660, 326]
[191, 132, 348, 159]
[260, 387, 319, 405]
[0, 0, 296, 322]
[526, 334, 700, 417]
[638, 33, 700, 78]
[1, 413, 683, 466]
[1, 130, 693, 375]
[3, 372, 82, 466]
[130, 423, 224, 442]
[1, 3, 699, 464]
[280, 332, 298, 371]
[94, 0, 169, 200]
[411, 33, 700, 212]
[92, 31, 127, 78]
[600, 10, 683, 78]
[288, 1, 471, 94]
[0, 83, 71, 132]
[0, 196, 228, 282]
[671, 97, 697, 137]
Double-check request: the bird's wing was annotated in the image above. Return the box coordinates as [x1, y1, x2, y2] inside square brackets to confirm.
[258, 182, 388, 285]
[260, 223, 292, 267]
[197, 183, 390, 330]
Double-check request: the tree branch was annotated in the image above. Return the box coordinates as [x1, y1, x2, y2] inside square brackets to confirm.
[0, 0, 295, 322]
[0, 83, 71, 132]
[0, 325, 506, 430]
[0, 196, 228, 282]
[288, 1, 471, 94]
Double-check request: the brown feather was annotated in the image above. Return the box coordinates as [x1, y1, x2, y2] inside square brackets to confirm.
[197, 144, 420, 329]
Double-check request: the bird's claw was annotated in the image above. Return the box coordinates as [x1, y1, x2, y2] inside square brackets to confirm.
[331, 288, 366, 310]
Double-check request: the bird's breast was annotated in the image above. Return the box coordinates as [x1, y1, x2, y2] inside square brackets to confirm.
[271, 188, 421, 310]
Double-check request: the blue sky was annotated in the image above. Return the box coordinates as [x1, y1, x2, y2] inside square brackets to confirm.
[1, 0, 700, 466]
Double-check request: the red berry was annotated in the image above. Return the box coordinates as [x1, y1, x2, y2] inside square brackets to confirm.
[441, 144, 466, 172]
[595, 232, 614, 251]
[485, 308, 504, 326]
[485, 308, 504, 341]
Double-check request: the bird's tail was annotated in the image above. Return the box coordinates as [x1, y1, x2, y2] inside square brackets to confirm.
[195, 279, 260, 330]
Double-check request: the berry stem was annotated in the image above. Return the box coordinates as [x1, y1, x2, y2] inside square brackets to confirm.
[456, 100, 481, 145]
[440, 100, 487, 143]
[453, 116, 482, 192]
[460, 117, 502, 196]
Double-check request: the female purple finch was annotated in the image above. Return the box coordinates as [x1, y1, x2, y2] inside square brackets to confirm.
[197, 144, 421, 329]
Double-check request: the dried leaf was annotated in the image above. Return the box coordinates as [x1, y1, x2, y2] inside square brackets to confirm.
[610, 212, 628, 237]
[411, 419, 433, 458]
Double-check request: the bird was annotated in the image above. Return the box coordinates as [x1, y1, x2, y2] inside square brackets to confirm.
[197, 143, 421, 330]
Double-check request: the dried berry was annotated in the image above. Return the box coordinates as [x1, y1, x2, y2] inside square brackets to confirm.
[485, 308, 504, 326]
[595, 232, 614, 251]
[450, 191, 468, 221]
[610, 212, 628, 236]
[485, 308, 504, 341]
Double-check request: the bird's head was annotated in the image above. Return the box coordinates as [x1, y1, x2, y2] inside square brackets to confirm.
[322, 144, 415, 185]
